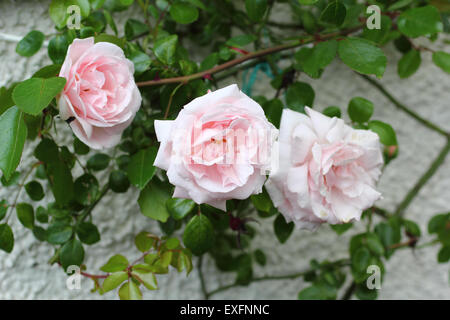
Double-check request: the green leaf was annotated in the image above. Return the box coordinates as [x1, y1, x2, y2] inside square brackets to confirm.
[48, 34, 71, 65]
[225, 34, 257, 48]
[398, 50, 421, 78]
[131, 270, 158, 290]
[170, 2, 199, 24]
[403, 219, 421, 237]
[298, 283, 336, 300]
[154, 35, 178, 65]
[73, 137, 90, 155]
[138, 181, 170, 222]
[362, 15, 392, 44]
[103, 10, 118, 35]
[438, 246, 450, 263]
[25, 181, 45, 201]
[60, 238, 85, 270]
[352, 247, 371, 273]
[320, 0, 346, 26]
[262, 98, 283, 128]
[166, 237, 180, 250]
[355, 283, 378, 300]
[47, 157, 74, 205]
[74, 173, 99, 205]
[16, 203, 34, 229]
[200, 53, 219, 71]
[245, 0, 267, 22]
[286, 82, 315, 112]
[101, 254, 129, 272]
[368, 120, 397, 146]
[118, 281, 142, 300]
[428, 214, 448, 234]
[76, 222, 101, 245]
[0, 200, 7, 221]
[94, 34, 126, 48]
[0, 107, 27, 180]
[127, 147, 157, 190]
[338, 37, 387, 78]
[298, 0, 318, 4]
[295, 40, 337, 78]
[251, 188, 272, 213]
[182, 214, 215, 255]
[185, 0, 206, 10]
[166, 198, 196, 220]
[102, 271, 128, 292]
[16, 30, 45, 57]
[366, 233, 385, 256]
[322, 106, 341, 118]
[254, 249, 266, 266]
[49, 0, 68, 28]
[32, 65, 61, 79]
[387, 0, 413, 11]
[432, 51, 450, 73]
[348, 97, 374, 123]
[124, 18, 148, 40]
[274, 214, 294, 244]
[397, 5, 443, 38]
[330, 223, 353, 235]
[0, 224, 14, 253]
[12, 77, 66, 116]
[87, 153, 110, 171]
[33, 226, 47, 241]
[135, 231, 155, 252]
[128, 50, 151, 74]
[36, 206, 48, 223]
[47, 222, 72, 244]
[109, 170, 130, 193]
[0, 85, 16, 116]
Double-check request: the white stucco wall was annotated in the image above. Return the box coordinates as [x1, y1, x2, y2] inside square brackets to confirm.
[0, 0, 449, 299]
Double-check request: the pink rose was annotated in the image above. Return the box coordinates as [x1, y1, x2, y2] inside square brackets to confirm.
[266, 107, 383, 230]
[154, 84, 277, 211]
[58, 37, 141, 149]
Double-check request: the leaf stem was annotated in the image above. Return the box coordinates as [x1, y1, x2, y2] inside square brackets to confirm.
[137, 25, 364, 87]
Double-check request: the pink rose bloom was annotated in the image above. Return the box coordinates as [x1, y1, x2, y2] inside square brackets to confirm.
[154, 84, 277, 211]
[266, 107, 383, 230]
[58, 37, 141, 149]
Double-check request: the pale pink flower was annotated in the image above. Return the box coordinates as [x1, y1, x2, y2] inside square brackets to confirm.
[154, 84, 277, 210]
[266, 107, 383, 230]
[58, 37, 141, 149]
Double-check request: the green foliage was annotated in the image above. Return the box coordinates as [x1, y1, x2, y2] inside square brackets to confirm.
[0, 107, 27, 180]
[432, 51, 450, 73]
[245, 0, 268, 22]
[274, 214, 294, 244]
[183, 214, 215, 255]
[348, 97, 374, 123]
[398, 50, 421, 78]
[16, 31, 45, 57]
[0, 224, 14, 253]
[397, 5, 443, 38]
[127, 147, 157, 189]
[12, 77, 66, 116]
[170, 2, 199, 24]
[320, 1, 346, 26]
[166, 198, 196, 220]
[138, 180, 170, 222]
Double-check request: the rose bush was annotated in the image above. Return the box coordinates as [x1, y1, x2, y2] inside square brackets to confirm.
[0, 0, 448, 301]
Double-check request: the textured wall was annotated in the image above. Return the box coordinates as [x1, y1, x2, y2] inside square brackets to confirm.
[0, 0, 449, 300]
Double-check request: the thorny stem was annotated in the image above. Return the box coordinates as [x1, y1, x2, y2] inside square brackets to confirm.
[206, 259, 350, 298]
[360, 75, 449, 137]
[5, 162, 41, 223]
[395, 139, 450, 216]
[136, 25, 364, 87]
